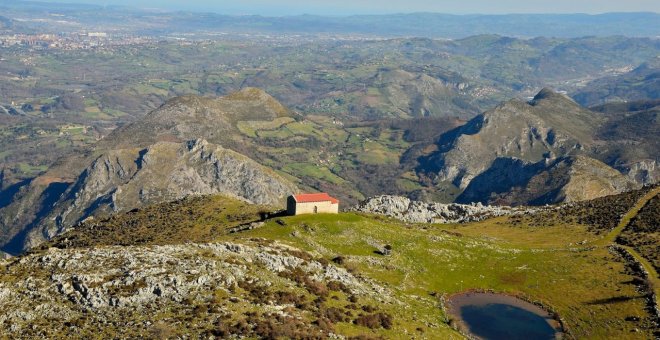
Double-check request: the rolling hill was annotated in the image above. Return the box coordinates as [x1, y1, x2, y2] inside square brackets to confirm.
[573, 56, 660, 107]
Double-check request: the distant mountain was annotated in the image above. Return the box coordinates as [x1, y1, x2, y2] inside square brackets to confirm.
[13, 139, 296, 253]
[141, 12, 660, 39]
[98, 87, 291, 150]
[573, 57, 660, 107]
[457, 155, 634, 205]
[2, 1, 659, 38]
[592, 100, 660, 185]
[415, 88, 640, 205]
[0, 15, 12, 30]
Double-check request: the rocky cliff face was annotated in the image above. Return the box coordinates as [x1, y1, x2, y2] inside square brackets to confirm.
[416, 88, 638, 205]
[420, 89, 599, 190]
[0, 241, 390, 338]
[626, 160, 658, 185]
[457, 155, 635, 205]
[352, 195, 525, 223]
[16, 139, 296, 252]
[0, 88, 299, 255]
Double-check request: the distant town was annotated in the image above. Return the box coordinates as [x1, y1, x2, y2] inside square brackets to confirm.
[0, 32, 156, 50]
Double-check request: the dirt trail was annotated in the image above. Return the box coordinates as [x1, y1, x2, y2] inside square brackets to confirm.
[596, 186, 660, 320]
[598, 186, 660, 246]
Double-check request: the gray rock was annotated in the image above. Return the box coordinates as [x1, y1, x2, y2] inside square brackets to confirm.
[20, 138, 297, 252]
[352, 195, 526, 223]
[0, 241, 390, 336]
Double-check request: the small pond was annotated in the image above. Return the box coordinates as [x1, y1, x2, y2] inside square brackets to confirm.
[447, 292, 563, 340]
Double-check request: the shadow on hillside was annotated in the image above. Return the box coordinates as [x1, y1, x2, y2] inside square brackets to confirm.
[585, 295, 643, 305]
[1, 181, 70, 256]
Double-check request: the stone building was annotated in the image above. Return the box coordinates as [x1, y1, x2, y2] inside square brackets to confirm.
[287, 193, 339, 215]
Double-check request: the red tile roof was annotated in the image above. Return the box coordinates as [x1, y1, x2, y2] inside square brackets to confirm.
[293, 193, 339, 204]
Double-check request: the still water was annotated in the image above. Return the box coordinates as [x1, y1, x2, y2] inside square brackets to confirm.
[448, 292, 562, 340]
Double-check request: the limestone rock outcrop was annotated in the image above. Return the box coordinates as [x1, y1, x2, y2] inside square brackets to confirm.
[352, 195, 524, 223]
[18, 139, 296, 253]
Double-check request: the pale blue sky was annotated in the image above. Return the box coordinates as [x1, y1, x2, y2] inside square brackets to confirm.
[35, 0, 660, 15]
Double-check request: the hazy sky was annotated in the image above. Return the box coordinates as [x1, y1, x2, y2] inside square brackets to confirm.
[36, 0, 660, 16]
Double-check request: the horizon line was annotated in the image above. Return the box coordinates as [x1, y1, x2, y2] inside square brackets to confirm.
[8, 0, 660, 17]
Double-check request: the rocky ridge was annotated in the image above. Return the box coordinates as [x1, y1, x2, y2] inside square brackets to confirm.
[420, 89, 600, 190]
[351, 195, 527, 223]
[0, 88, 297, 255]
[416, 88, 641, 204]
[10, 138, 297, 254]
[457, 155, 635, 205]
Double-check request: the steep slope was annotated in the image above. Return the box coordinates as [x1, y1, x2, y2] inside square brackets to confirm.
[457, 155, 635, 205]
[419, 89, 601, 188]
[593, 101, 660, 185]
[98, 87, 291, 150]
[573, 57, 660, 107]
[0, 88, 299, 255]
[7, 139, 296, 254]
[415, 88, 636, 204]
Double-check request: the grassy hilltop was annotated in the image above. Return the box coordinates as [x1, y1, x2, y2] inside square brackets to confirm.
[5, 186, 653, 338]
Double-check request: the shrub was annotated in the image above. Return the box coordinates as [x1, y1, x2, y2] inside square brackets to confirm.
[332, 256, 345, 265]
[322, 307, 348, 323]
[354, 313, 393, 329]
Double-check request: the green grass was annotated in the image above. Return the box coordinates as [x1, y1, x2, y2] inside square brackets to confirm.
[396, 178, 424, 192]
[36, 192, 659, 338]
[236, 117, 295, 138]
[282, 163, 346, 185]
[357, 141, 399, 165]
[229, 212, 655, 339]
[43, 195, 270, 249]
[17, 163, 48, 175]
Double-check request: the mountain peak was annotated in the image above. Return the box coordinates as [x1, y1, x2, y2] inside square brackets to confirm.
[533, 87, 561, 101]
[159, 88, 288, 117]
[530, 87, 580, 106]
[225, 87, 274, 101]
[101, 88, 291, 149]
[530, 87, 583, 110]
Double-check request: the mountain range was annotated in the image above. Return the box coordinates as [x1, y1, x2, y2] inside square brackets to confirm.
[0, 85, 657, 254]
[2, 1, 659, 38]
[415, 88, 651, 204]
